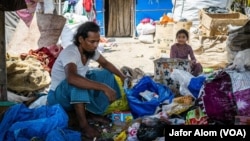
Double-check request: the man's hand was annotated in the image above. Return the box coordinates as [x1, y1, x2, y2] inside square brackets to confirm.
[103, 85, 117, 103]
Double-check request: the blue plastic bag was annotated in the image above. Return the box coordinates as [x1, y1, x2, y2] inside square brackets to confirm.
[188, 75, 206, 98]
[46, 128, 81, 141]
[0, 104, 68, 141]
[125, 76, 174, 119]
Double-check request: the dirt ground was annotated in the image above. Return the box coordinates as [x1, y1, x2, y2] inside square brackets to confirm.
[90, 36, 229, 76]
[90, 37, 160, 75]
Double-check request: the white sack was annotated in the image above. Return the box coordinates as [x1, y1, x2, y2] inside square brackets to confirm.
[57, 13, 88, 48]
[136, 23, 156, 35]
[172, 0, 233, 26]
[227, 48, 250, 72]
[138, 34, 154, 44]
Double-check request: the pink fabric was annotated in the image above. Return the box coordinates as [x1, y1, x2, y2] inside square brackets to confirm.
[227, 71, 250, 116]
[234, 89, 250, 116]
[202, 71, 237, 123]
[16, 0, 37, 27]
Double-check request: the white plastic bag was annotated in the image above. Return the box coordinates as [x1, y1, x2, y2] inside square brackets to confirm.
[29, 95, 48, 109]
[172, 0, 233, 26]
[138, 34, 154, 44]
[44, 0, 55, 14]
[57, 13, 88, 48]
[227, 48, 250, 72]
[136, 23, 156, 35]
[170, 69, 193, 96]
[75, 0, 84, 15]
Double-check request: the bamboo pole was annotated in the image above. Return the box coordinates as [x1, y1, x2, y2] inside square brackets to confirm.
[0, 10, 7, 101]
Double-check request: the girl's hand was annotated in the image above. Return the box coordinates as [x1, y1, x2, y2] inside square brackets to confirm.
[191, 60, 196, 65]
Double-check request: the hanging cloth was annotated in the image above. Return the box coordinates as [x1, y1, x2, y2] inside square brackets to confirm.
[67, 0, 78, 13]
[83, 0, 92, 12]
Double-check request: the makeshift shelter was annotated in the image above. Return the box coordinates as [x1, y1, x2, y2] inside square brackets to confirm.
[1, 1, 250, 141]
[96, 0, 173, 37]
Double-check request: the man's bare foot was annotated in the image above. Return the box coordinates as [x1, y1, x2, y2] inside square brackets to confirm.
[87, 112, 111, 125]
[82, 125, 100, 139]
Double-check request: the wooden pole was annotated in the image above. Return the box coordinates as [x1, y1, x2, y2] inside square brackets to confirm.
[0, 10, 7, 101]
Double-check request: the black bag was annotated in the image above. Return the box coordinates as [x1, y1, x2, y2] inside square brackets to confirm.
[137, 117, 167, 141]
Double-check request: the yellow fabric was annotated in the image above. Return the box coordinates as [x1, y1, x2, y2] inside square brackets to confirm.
[6, 53, 51, 93]
[103, 75, 129, 115]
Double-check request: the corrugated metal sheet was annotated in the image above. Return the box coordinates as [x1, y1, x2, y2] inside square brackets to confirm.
[95, 0, 105, 36]
[135, 0, 173, 26]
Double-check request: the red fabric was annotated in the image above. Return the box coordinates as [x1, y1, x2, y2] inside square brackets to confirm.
[83, 0, 92, 12]
[21, 45, 63, 74]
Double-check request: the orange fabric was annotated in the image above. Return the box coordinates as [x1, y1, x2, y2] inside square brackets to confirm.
[160, 14, 174, 25]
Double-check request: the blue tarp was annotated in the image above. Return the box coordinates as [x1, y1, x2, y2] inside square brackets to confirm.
[0, 104, 81, 141]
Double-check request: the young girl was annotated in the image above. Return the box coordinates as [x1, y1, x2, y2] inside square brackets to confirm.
[170, 29, 203, 76]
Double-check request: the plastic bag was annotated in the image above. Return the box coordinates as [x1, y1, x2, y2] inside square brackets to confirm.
[186, 107, 208, 125]
[125, 76, 174, 119]
[0, 104, 68, 141]
[103, 75, 130, 115]
[136, 23, 156, 35]
[136, 117, 166, 141]
[46, 128, 81, 141]
[170, 69, 193, 96]
[227, 48, 250, 72]
[58, 14, 88, 48]
[138, 34, 154, 44]
[188, 75, 206, 99]
[170, 69, 206, 99]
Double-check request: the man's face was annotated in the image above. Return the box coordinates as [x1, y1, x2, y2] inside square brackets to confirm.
[79, 31, 100, 57]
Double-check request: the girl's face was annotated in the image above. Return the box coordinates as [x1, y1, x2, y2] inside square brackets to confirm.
[176, 33, 188, 45]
